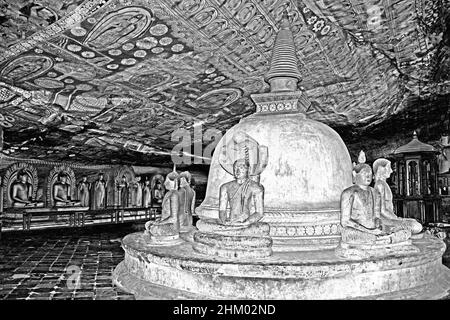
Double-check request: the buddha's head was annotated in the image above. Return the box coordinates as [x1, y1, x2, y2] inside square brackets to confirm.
[99, 173, 104, 180]
[18, 171, 27, 183]
[82, 176, 87, 182]
[233, 159, 250, 180]
[373, 158, 392, 181]
[58, 173, 68, 184]
[353, 163, 373, 187]
[164, 172, 179, 190]
[136, 176, 141, 182]
[179, 171, 191, 187]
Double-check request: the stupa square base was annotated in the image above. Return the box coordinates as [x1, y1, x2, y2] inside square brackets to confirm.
[113, 232, 450, 299]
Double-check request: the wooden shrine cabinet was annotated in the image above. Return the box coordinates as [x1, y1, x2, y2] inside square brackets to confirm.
[391, 132, 441, 224]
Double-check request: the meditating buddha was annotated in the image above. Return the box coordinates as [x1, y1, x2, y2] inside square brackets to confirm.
[11, 171, 44, 208]
[218, 159, 264, 225]
[373, 158, 423, 237]
[53, 173, 81, 207]
[144, 170, 183, 245]
[193, 131, 272, 258]
[336, 152, 418, 259]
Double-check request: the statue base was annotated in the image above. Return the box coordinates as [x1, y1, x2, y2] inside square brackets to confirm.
[192, 219, 273, 258]
[193, 234, 273, 259]
[144, 231, 184, 247]
[113, 232, 450, 299]
[12, 202, 44, 208]
[199, 206, 343, 251]
[55, 202, 82, 207]
[335, 240, 420, 260]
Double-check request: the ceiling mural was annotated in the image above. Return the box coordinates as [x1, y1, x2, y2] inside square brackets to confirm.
[0, 0, 448, 165]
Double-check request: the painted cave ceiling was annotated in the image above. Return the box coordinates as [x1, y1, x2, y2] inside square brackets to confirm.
[0, 0, 449, 166]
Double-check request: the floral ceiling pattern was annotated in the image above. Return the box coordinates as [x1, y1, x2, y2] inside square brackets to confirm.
[0, 0, 448, 165]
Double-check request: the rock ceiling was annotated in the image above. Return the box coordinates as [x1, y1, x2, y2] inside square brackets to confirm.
[0, 0, 449, 166]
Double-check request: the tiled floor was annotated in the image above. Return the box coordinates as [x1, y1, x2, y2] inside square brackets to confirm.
[0, 224, 140, 300]
[1, 225, 450, 300]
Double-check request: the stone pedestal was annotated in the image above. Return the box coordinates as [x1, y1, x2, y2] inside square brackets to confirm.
[113, 232, 450, 299]
[192, 219, 273, 258]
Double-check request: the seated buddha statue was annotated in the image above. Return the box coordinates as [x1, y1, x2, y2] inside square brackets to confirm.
[11, 171, 44, 208]
[144, 170, 183, 245]
[193, 159, 272, 258]
[53, 173, 81, 207]
[373, 158, 423, 238]
[335, 152, 419, 259]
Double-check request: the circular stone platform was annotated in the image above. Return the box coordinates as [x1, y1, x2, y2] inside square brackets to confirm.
[112, 232, 450, 299]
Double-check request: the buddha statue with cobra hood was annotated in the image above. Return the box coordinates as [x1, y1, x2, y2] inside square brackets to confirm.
[193, 131, 273, 258]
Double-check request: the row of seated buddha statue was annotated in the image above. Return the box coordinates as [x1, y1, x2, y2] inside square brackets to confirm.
[4, 164, 168, 211]
[8, 169, 99, 209]
[143, 132, 424, 262]
[9, 169, 85, 209]
[145, 131, 273, 258]
[336, 151, 423, 259]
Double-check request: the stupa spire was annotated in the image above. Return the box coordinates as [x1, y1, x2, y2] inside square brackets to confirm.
[264, 12, 302, 92]
[250, 11, 310, 115]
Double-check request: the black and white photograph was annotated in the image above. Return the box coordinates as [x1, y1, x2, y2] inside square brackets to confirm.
[0, 0, 449, 309]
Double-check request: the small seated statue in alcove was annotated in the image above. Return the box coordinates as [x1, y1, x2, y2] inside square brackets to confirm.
[335, 151, 419, 259]
[373, 158, 423, 238]
[144, 170, 183, 245]
[53, 173, 81, 207]
[11, 171, 44, 208]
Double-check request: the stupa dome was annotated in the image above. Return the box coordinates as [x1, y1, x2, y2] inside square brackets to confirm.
[196, 16, 353, 251]
[197, 112, 353, 223]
